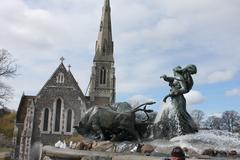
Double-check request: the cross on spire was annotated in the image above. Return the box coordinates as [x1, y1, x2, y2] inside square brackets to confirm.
[68, 64, 71, 71]
[60, 57, 65, 63]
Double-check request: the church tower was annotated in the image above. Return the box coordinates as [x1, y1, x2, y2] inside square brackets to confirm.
[89, 0, 116, 106]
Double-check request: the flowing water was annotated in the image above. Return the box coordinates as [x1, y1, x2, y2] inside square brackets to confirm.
[151, 100, 240, 157]
[150, 130, 240, 153]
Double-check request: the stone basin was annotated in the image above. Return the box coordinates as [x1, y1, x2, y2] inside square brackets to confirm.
[41, 146, 210, 160]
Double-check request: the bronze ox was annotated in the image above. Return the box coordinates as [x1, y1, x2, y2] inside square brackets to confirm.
[75, 102, 155, 141]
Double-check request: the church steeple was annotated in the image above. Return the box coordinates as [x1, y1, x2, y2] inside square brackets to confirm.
[89, 0, 116, 106]
[94, 0, 114, 62]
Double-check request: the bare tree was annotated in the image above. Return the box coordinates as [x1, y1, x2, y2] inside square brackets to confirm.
[0, 49, 17, 107]
[204, 116, 222, 130]
[221, 110, 240, 133]
[191, 109, 205, 128]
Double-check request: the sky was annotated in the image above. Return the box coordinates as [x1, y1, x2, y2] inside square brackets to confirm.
[0, 0, 240, 116]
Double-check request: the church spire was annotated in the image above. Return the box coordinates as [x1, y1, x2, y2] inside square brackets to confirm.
[94, 0, 114, 62]
[89, 0, 116, 106]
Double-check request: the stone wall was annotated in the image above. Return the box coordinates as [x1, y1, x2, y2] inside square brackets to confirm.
[33, 87, 84, 145]
[32, 63, 87, 145]
[41, 146, 161, 160]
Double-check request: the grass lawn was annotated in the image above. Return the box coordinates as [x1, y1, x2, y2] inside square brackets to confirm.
[0, 148, 12, 153]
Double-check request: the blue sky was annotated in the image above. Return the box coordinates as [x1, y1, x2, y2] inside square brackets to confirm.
[0, 0, 240, 116]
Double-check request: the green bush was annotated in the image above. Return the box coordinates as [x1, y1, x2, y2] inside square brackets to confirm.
[0, 112, 16, 139]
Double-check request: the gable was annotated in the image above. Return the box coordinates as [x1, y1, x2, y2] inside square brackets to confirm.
[37, 63, 87, 103]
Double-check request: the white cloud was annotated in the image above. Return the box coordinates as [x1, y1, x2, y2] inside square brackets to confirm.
[127, 95, 155, 108]
[225, 88, 240, 96]
[207, 70, 236, 84]
[114, 0, 240, 90]
[185, 90, 205, 106]
[0, 0, 239, 110]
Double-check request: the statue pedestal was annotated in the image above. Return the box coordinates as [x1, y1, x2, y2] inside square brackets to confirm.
[41, 146, 161, 160]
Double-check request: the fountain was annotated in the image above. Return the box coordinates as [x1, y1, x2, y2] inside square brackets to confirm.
[150, 64, 240, 158]
[153, 64, 198, 140]
[41, 65, 240, 160]
[74, 65, 199, 141]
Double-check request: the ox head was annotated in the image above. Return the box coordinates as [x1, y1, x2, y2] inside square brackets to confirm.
[74, 121, 92, 136]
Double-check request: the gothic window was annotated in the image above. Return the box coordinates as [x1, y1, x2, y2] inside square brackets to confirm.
[102, 45, 106, 54]
[102, 39, 107, 55]
[43, 108, 49, 132]
[105, 6, 108, 12]
[66, 109, 72, 133]
[54, 99, 62, 132]
[56, 73, 64, 83]
[100, 67, 106, 84]
[100, 21, 103, 31]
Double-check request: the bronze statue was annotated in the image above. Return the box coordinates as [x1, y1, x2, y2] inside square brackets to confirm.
[155, 64, 198, 138]
[75, 102, 155, 141]
[161, 64, 197, 102]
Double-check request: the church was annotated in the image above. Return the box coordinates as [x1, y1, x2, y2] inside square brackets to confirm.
[14, 0, 116, 159]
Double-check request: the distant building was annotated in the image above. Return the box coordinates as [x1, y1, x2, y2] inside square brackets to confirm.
[14, 0, 116, 159]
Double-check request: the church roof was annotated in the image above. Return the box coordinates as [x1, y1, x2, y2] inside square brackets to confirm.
[68, 69, 88, 102]
[37, 62, 88, 103]
[16, 94, 35, 123]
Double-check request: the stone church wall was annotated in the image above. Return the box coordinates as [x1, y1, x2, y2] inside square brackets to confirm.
[32, 87, 84, 145]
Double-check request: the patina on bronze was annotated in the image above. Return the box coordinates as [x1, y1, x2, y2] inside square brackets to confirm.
[75, 102, 155, 141]
[154, 65, 198, 139]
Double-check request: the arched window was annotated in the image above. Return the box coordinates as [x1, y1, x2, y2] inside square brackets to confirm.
[102, 39, 107, 55]
[100, 67, 106, 84]
[56, 73, 64, 83]
[54, 99, 62, 132]
[43, 108, 49, 131]
[66, 109, 72, 133]
[100, 21, 103, 31]
[102, 46, 105, 54]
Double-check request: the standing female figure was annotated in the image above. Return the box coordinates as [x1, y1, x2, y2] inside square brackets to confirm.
[161, 64, 198, 135]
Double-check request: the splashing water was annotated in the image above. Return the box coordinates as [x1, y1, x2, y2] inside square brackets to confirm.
[130, 98, 240, 154]
[150, 130, 240, 154]
[153, 100, 183, 138]
[151, 101, 240, 154]
[154, 100, 172, 123]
